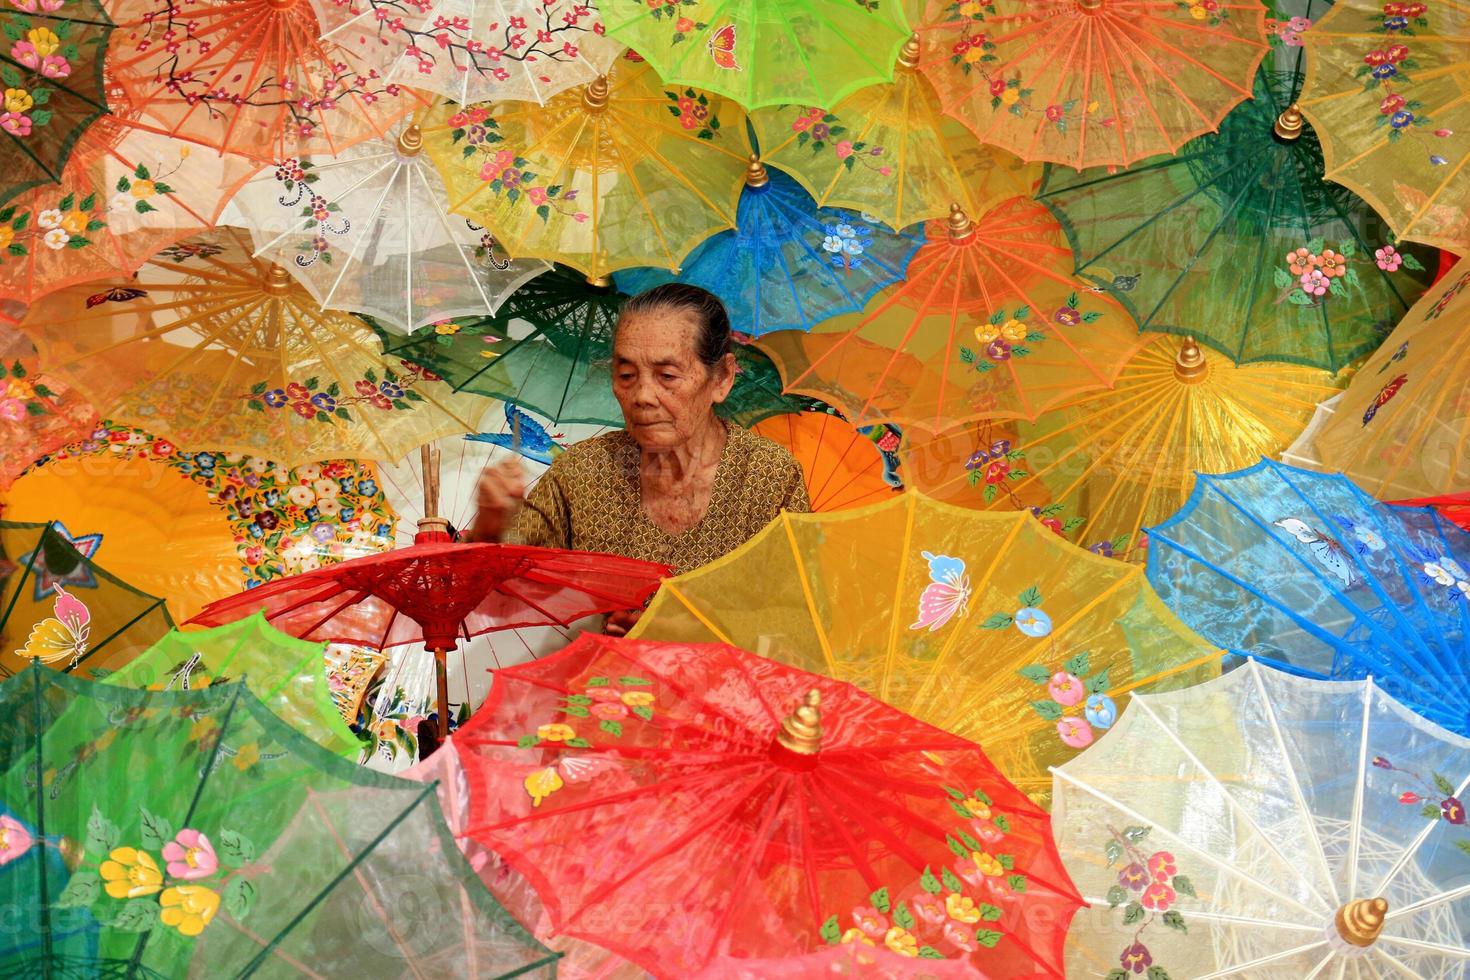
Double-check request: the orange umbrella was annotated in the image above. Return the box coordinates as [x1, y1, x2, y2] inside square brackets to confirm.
[0, 324, 95, 490]
[915, 0, 1268, 169]
[751, 411, 899, 512]
[758, 196, 1143, 433]
[105, 0, 428, 161]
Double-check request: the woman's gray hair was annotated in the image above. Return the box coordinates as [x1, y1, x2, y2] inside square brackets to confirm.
[618, 283, 732, 367]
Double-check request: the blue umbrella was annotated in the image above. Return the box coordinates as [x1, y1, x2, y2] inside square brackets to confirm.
[614, 161, 923, 337]
[1145, 458, 1470, 735]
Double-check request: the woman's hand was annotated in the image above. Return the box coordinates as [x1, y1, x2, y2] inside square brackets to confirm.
[466, 459, 526, 542]
[603, 608, 642, 637]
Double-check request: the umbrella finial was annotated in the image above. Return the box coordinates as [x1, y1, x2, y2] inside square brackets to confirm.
[585, 272, 611, 288]
[264, 264, 293, 295]
[1274, 103, 1304, 141]
[776, 689, 823, 755]
[396, 123, 423, 156]
[947, 203, 975, 243]
[1077, 0, 1106, 9]
[583, 75, 610, 112]
[745, 153, 769, 188]
[1174, 336, 1209, 383]
[1335, 897, 1389, 947]
[897, 33, 921, 70]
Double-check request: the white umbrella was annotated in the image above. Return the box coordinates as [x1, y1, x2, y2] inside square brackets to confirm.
[227, 114, 547, 334]
[1053, 660, 1470, 979]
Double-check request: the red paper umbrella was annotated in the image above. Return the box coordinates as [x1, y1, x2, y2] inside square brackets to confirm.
[190, 446, 669, 735]
[450, 633, 1082, 977]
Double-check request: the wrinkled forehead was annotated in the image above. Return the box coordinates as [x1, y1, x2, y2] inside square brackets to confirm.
[613, 308, 703, 366]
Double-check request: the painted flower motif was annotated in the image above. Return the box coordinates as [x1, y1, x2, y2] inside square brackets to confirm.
[1352, 525, 1386, 551]
[100, 847, 164, 899]
[840, 928, 875, 946]
[1118, 862, 1149, 891]
[1084, 693, 1117, 729]
[942, 920, 976, 951]
[1015, 607, 1052, 637]
[1390, 110, 1415, 129]
[971, 851, 1005, 877]
[621, 690, 654, 708]
[852, 905, 888, 938]
[1120, 942, 1153, 974]
[1299, 269, 1330, 297]
[591, 701, 628, 720]
[162, 829, 218, 880]
[1443, 798, 1466, 824]
[999, 318, 1027, 343]
[1285, 247, 1316, 276]
[1057, 716, 1094, 748]
[1049, 672, 1085, 706]
[883, 927, 919, 958]
[911, 891, 947, 924]
[1400, 791, 1421, 805]
[1375, 245, 1403, 271]
[1147, 851, 1176, 881]
[983, 459, 1009, 485]
[2, 88, 30, 113]
[0, 816, 32, 865]
[944, 892, 982, 923]
[159, 884, 221, 937]
[25, 27, 58, 57]
[42, 228, 68, 250]
[536, 722, 577, 741]
[1317, 250, 1346, 278]
[1053, 306, 1081, 326]
[1141, 880, 1176, 911]
[1380, 93, 1406, 116]
[0, 398, 23, 422]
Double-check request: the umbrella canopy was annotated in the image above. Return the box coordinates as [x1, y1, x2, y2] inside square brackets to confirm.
[632, 492, 1221, 801]
[757, 196, 1143, 431]
[0, 518, 173, 678]
[0, 90, 259, 305]
[748, 33, 1040, 232]
[1300, 0, 1470, 251]
[1287, 255, 1470, 500]
[613, 159, 925, 336]
[17, 227, 496, 467]
[1392, 493, 1470, 534]
[105, 0, 428, 161]
[913, 0, 1267, 169]
[104, 614, 359, 757]
[422, 62, 752, 279]
[310, 0, 624, 107]
[0, 325, 95, 490]
[601, 0, 910, 111]
[751, 410, 901, 512]
[0, 0, 112, 199]
[0, 667, 560, 976]
[1054, 660, 1470, 978]
[227, 114, 548, 334]
[449, 633, 1083, 975]
[897, 335, 1348, 558]
[380, 265, 830, 427]
[1145, 458, 1470, 737]
[1036, 68, 1436, 372]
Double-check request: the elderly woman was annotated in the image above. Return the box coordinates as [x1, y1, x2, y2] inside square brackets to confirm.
[466, 283, 811, 634]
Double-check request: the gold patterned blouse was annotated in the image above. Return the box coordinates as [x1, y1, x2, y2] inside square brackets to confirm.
[510, 421, 810, 573]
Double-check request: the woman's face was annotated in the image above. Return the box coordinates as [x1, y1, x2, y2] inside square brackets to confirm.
[612, 308, 734, 451]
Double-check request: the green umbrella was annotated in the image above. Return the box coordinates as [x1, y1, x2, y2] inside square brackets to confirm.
[1036, 68, 1435, 373]
[104, 614, 361, 759]
[0, 668, 559, 977]
[378, 265, 825, 427]
[0, 519, 173, 680]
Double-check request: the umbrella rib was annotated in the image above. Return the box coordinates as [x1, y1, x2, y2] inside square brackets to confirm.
[320, 161, 402, 309]
[1193, 940, 1331, 980]
[29, 668, 51, 964]
[67, 598, 171, 674]
[780, 511, 836, 674]
[703, 777, 792, 962]
[812, 768, 951, 862]
[1133, 697, 1335, 911]
[1050, 766, 1323, 919]
[792, 778, 824, 929]
[661, 581, 735, 644]
[497, 577, 578, 628]
[1248, 661, 1342, 906]
[878, 491, 918, 703]
[1345, 679, 1373, 901]
[807, 771, 883, 891]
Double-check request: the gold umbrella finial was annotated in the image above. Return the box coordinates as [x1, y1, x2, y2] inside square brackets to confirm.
[396, 123, 423, 156]
[745, 153, 770, 188]
[1274, 103, 1304, 141]
[583, 75, 610, 112]
[264, 264, 294, 295]
[897, 33, 921, 70]
[1174, 336, 1209, 383]
[585, 273, 611, 288]
[947, 202, 975, 242]
[1077, 0, 1106, 10]
[775, 689, 823, 755]
[1335, 897, 1389, 947]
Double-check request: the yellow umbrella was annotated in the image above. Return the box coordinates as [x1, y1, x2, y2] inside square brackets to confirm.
[899, 335, 1350, 559]
[748, 33, 1039, 231]
[1287, 254, 1470, 500]
[630, 491, 1220, 803]
[423, 62, 752, 279]
[18, 228, 495, 467]
[1300, 0, 1470, 251]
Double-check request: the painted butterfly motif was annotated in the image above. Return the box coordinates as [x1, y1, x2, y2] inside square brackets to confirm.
[708, 23, 740, 71]
[15, 585, 90, 665]
[85, 287, 148, 308]
[465, 402, 565, 466]
[1273, 518, 1359, 590]
[908, 551, 971, 631]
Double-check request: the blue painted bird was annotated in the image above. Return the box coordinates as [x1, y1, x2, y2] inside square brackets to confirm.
[464, 403, 566, 466]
